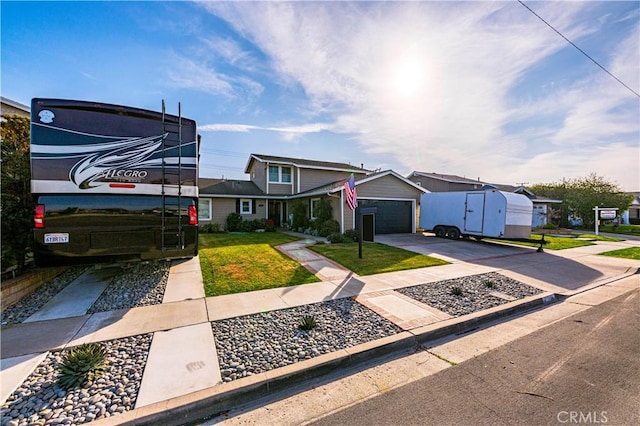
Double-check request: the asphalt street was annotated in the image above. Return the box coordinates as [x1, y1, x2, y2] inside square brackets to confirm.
[309, 289, 640, 426]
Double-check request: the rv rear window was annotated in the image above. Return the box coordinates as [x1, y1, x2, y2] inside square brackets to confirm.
[37, 195, 195, 215]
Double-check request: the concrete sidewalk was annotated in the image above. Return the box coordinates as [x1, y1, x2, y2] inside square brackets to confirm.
[1, 235, 639, 425]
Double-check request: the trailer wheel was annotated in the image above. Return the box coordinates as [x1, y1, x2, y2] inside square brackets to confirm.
[446, 227, 461, 240]
[434, 226, 446, 238]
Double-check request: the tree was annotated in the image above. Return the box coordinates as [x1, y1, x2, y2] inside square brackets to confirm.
[1, 114, 33, 272]
[290, 200, 309, 231]
[530, 173, 633, 229]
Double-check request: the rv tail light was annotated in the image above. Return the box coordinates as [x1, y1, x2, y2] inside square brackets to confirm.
[188, 205, 198, 225]
[34, 204, 45, 228]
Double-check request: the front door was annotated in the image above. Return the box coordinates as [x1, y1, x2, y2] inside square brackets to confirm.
[268, 201, 287, 227]
[464, 193, 485, 233]
[268, 201, 281, 227]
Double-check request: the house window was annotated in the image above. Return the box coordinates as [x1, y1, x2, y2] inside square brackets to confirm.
[268, 165, 292, 183]
[281, 166, 292, 183]
[268, 166, 279, 182]
[240, 198, 252, 215]
[198, 199, 211, 221]
[310, 198, 320, 219]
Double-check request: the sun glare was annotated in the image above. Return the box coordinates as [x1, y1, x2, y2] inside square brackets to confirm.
[392, 58, 426, 95]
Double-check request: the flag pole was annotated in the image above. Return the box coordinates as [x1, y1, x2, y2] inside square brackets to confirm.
[358, 211, 363, 259]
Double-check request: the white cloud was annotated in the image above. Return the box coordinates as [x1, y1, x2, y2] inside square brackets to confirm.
[199, 122, 334, 134]
[165, 52, 263, 100]
[200, 1, 639, 190]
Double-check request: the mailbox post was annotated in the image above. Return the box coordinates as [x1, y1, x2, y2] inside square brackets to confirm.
[358, 207, 377, 259]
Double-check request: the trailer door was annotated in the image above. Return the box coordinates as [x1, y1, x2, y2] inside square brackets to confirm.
[464, 193, 485, 233]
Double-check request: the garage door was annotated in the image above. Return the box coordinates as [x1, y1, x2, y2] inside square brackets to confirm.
[356, 200, 413, 234]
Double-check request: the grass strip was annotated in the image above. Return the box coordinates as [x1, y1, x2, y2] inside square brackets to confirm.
[599, 247, 640, 260]
[309, 242, 449, 276]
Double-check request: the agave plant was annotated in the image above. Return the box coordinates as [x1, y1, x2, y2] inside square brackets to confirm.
[57, 343, 107, 390]
[298, 315, 317, 331]
[450, 286, 464, 296]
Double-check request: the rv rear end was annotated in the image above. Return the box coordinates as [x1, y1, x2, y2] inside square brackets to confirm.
[30, 98, 199, 266]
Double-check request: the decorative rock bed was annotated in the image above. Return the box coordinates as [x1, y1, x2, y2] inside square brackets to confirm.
[396, 272, 543, 317]
[0, 335, 152, 426]
[212, 298, 403, 382]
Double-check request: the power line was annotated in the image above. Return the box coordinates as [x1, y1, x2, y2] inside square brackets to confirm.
[517, 0, 639, 98]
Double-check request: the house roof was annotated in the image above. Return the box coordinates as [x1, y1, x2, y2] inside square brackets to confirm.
[245, 154, 371, 174]
[409, 171, 484, 185]
[199, 179, 265, 197]
[409, 170, 563, 203]
[293, 170, 428, 198]
[1, 97, 30, 113]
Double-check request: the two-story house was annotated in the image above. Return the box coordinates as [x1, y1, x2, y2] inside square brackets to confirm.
[407, 171, 562, 228]
[199, 154, 427, 235]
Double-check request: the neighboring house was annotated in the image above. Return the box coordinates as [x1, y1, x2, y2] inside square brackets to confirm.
[621, 192, 640, 225]
[199, 154, 427, 236]
[407, 171, 562, 227]
[1, 97, 30, 118]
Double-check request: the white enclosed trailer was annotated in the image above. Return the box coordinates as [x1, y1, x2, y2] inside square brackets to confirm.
[419, 190, 533, 240]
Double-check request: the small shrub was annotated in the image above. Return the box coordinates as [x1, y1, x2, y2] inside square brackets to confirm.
[264, 219, 276, 232]
[57, 343, 107, 390]
[250, 219, 265, 231]
[343, 229, 360, 242]
[200, 223, 221, 233]
[327, 232, 344, 243]
[541, 223, 559, 230]
[484, 280, 496, 288]
[450, 286, 464, 296]
[298, 315, 317, 331]
[239, 220, 253, 233]
[225, 212, 243, 232]
[318, 219, 340, 237]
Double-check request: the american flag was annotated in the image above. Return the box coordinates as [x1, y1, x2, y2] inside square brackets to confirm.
[344, 173, 358, 210]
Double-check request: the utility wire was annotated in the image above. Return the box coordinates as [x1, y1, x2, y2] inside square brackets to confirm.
[518, 0, 639, 98]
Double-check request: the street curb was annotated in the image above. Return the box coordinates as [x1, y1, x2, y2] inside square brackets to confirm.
[92, 292, 557, 426]
[554, 266, 640, 300]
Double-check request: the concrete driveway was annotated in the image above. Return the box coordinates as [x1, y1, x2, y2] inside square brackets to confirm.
[375, 233, 640, 294]
[374, 233, 533, 263]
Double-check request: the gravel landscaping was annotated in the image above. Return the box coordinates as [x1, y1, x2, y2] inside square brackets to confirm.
[396, 272, 544, 317]
[212, 298, 403, 382]
[1, 261, 170, 326]
[1, 267, 88, 326]
[0, 334, 152, 426]
[86, 261, 169, 314]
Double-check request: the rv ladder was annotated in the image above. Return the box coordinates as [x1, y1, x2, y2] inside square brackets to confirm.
[160, 100, 185, 251]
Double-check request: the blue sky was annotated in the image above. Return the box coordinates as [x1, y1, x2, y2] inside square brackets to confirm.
[2, 1, 639, 190]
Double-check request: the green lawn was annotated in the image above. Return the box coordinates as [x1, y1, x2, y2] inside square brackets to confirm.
[599, 247, 640, 260]
[308, 242, 449, 276]
[598, 224, 640, 236]
[574, 234, 624, 242]
[199, 232, 320, 296]
[490, 234, 595, 250]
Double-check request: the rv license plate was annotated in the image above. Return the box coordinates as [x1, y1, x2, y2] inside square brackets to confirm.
[44, 233, 69, 244]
